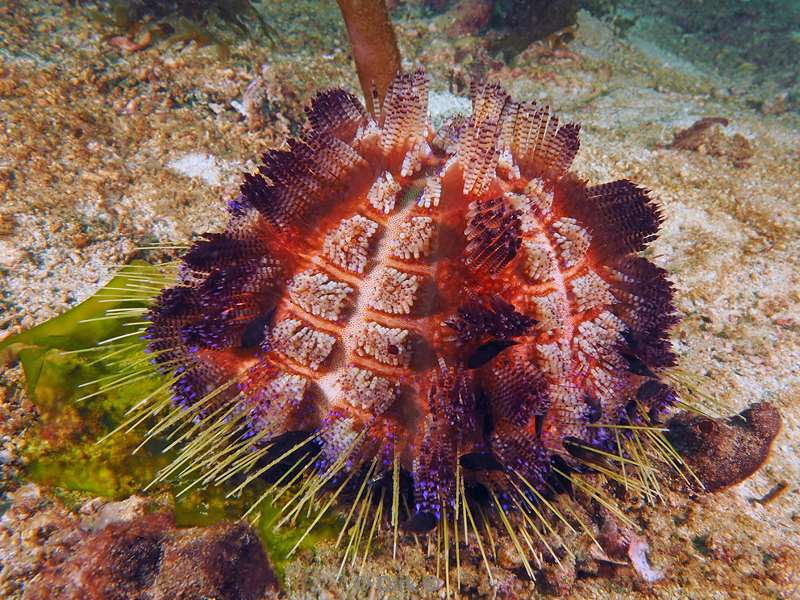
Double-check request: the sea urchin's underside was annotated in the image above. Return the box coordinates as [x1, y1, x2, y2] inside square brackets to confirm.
[144, 70, 682, 573]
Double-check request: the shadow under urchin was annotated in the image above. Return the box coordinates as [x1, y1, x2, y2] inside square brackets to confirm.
[117, 69, 694, 582]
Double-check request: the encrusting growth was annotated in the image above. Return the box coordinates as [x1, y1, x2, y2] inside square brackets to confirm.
[86, 69, 780, 592]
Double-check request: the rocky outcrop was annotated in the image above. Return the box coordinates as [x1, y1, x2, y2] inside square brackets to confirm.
[0, 487, 278, 600]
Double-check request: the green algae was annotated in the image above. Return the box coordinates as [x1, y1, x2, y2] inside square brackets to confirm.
[1, 263, 170, 500]
[0, 262, 337, 577]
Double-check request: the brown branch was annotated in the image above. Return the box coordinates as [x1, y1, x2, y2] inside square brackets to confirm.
[336, 0, 402, 116]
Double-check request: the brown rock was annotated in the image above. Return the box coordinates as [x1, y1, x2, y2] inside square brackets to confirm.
[670, 117, 730, 151]
[82, 495, 149, 533]
[669, 117, 755, 168]
[495, 537, 524, 571]
[22, 512, 278, 600]
[0, 212, 14, 237]
[666, 402, 782, 493]
[765, 544, 800, 588]
[152, 521, 278, 600]
[24, 512, 172, 600]
[539, 553, 576, 596]
[447, 0, 493, 36]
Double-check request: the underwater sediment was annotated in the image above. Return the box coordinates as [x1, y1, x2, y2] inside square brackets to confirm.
[1, 1, 799, 598]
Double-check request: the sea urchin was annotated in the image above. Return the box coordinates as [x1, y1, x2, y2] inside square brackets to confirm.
[119, 69, 705, 583]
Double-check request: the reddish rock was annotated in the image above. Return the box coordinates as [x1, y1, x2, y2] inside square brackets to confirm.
[152, 521, 277, 600]
[539, 553, 576, 596]
[667, 402, 782, 492]
[447, 0, 493, 36]
[669, 117, 755, 168]
[23, 512, 170, 600]
[765, 544, 800, 588]
[22, 512, 278, 600]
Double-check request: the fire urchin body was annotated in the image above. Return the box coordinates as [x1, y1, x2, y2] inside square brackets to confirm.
[144, 71, 680, 572]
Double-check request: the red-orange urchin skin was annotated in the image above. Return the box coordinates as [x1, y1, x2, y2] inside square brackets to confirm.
[147, 70, 678, 528]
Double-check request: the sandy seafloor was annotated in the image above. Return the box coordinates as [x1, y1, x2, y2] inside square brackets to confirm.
[1, 1, 799, 598]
